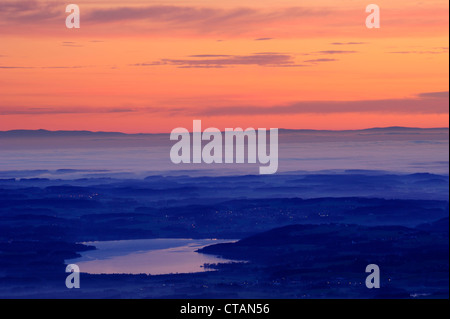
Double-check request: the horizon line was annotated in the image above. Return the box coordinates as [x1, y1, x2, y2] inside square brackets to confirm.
[0, 126, 449, 136]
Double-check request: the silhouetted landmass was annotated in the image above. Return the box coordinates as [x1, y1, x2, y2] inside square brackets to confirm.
[0, 129, 128, 137]
[1, 127, 448, 137]
[198, 222, 448, 298]
[0, 171, 448, 298]
[1, 127, 448, 149]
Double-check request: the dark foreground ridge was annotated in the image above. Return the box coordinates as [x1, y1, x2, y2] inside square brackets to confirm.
[0, 172, 448, 298]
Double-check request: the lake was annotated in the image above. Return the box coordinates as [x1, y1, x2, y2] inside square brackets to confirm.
[65, 238, 240, 275]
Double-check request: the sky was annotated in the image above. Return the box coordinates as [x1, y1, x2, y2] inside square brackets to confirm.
[0, 0, 448, 133]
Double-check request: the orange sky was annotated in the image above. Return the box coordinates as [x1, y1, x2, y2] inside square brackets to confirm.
[0, 0, 448, 133]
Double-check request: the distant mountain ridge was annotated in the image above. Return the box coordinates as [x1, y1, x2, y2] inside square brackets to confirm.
[0, 127, 448, 137]
[0, 129, 128, 137]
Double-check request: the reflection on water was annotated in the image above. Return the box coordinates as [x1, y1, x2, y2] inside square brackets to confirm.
[66, 238, 239, 275]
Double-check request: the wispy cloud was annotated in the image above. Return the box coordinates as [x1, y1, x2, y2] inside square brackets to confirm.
[133, 53, 307, 68]
[0, 66, 34, 69]
[0, 2, 447, 38]
[0, 0, 61, 24]
[188, 54, 232, 58]
[61, 41, 84, 47]
[418, 91, 449, 99]
[84, 5, 330, 25]
[330, 42, 367, 45]
[304, 58, 338, 63]
[133, 49, 352, 69]
[0, 106, 137, 115]
[0, 65, 86, 69]
[2, 91, 447, 116]
[190, 91, 450, 116]
[315, 50, 358, 55]
[388, 49, 448, 54]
